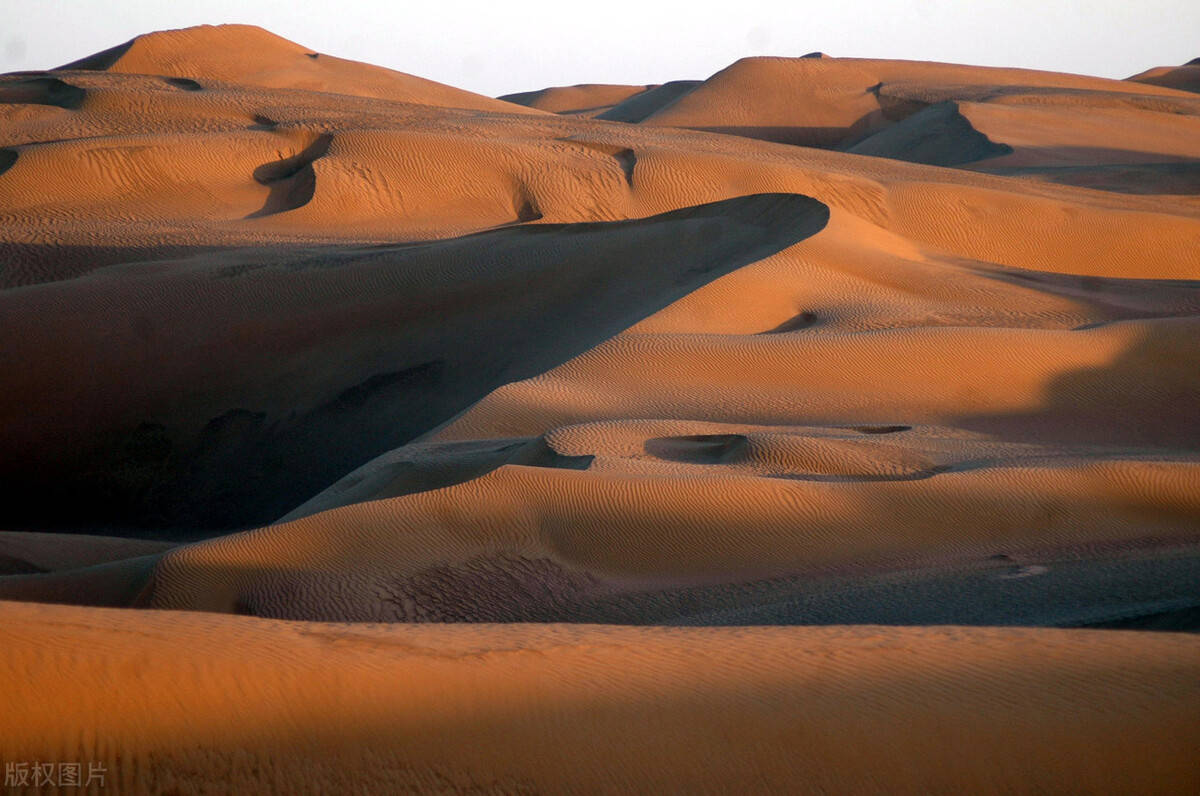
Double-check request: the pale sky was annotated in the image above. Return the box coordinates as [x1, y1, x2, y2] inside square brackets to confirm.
[4, 0, 1197, 98]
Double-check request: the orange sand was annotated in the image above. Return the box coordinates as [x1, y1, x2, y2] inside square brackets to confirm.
[2, 601, 1199, 793]
[1, 24, 1198, 792]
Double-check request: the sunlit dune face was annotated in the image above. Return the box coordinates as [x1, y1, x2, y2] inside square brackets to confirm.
[3, 602, 1199, 793]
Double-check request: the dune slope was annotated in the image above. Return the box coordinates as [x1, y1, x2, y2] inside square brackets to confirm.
[0, 194, 827, 531]
[2, 602, 1198, 794]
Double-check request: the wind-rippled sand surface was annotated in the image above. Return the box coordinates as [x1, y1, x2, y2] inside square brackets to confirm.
[1, 24, 1198, 793]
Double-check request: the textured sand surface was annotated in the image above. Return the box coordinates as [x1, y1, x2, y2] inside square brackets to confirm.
[1, 24, 1198, 792]
[2, 601, 1199, 794]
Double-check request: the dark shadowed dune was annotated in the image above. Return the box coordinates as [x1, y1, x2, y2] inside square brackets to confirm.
[0, 74, 86, 109]
[0, 193, 828, 533]
[847, 101, 1014, 165]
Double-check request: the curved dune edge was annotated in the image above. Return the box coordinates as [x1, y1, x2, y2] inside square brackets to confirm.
[0, 601, 1197, 794]
[0, 193, 829, 532]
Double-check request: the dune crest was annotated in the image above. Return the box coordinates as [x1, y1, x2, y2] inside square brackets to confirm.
[57, 24, 541, 112]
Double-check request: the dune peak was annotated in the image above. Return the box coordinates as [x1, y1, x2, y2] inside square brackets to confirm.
[53, 23, 540, 112]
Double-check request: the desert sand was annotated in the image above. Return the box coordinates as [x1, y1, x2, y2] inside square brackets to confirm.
[3, 601, 1199, 793]
[0, 24, 1198, 793]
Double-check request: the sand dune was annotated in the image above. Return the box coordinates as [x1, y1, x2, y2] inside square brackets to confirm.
[500, 82, 653, 116]
[1129, 59, 1200, 94]
[637, 56, 1191, 144]
[0, 194, 827, 531]
[57, 24, 537, 113]
[129, 431, 1199, 622]
[595, 80, 706, 123]
[2, 602, 1198, 793]
[516, 56, 1200, 192]
[1, 25, 1198, 792]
